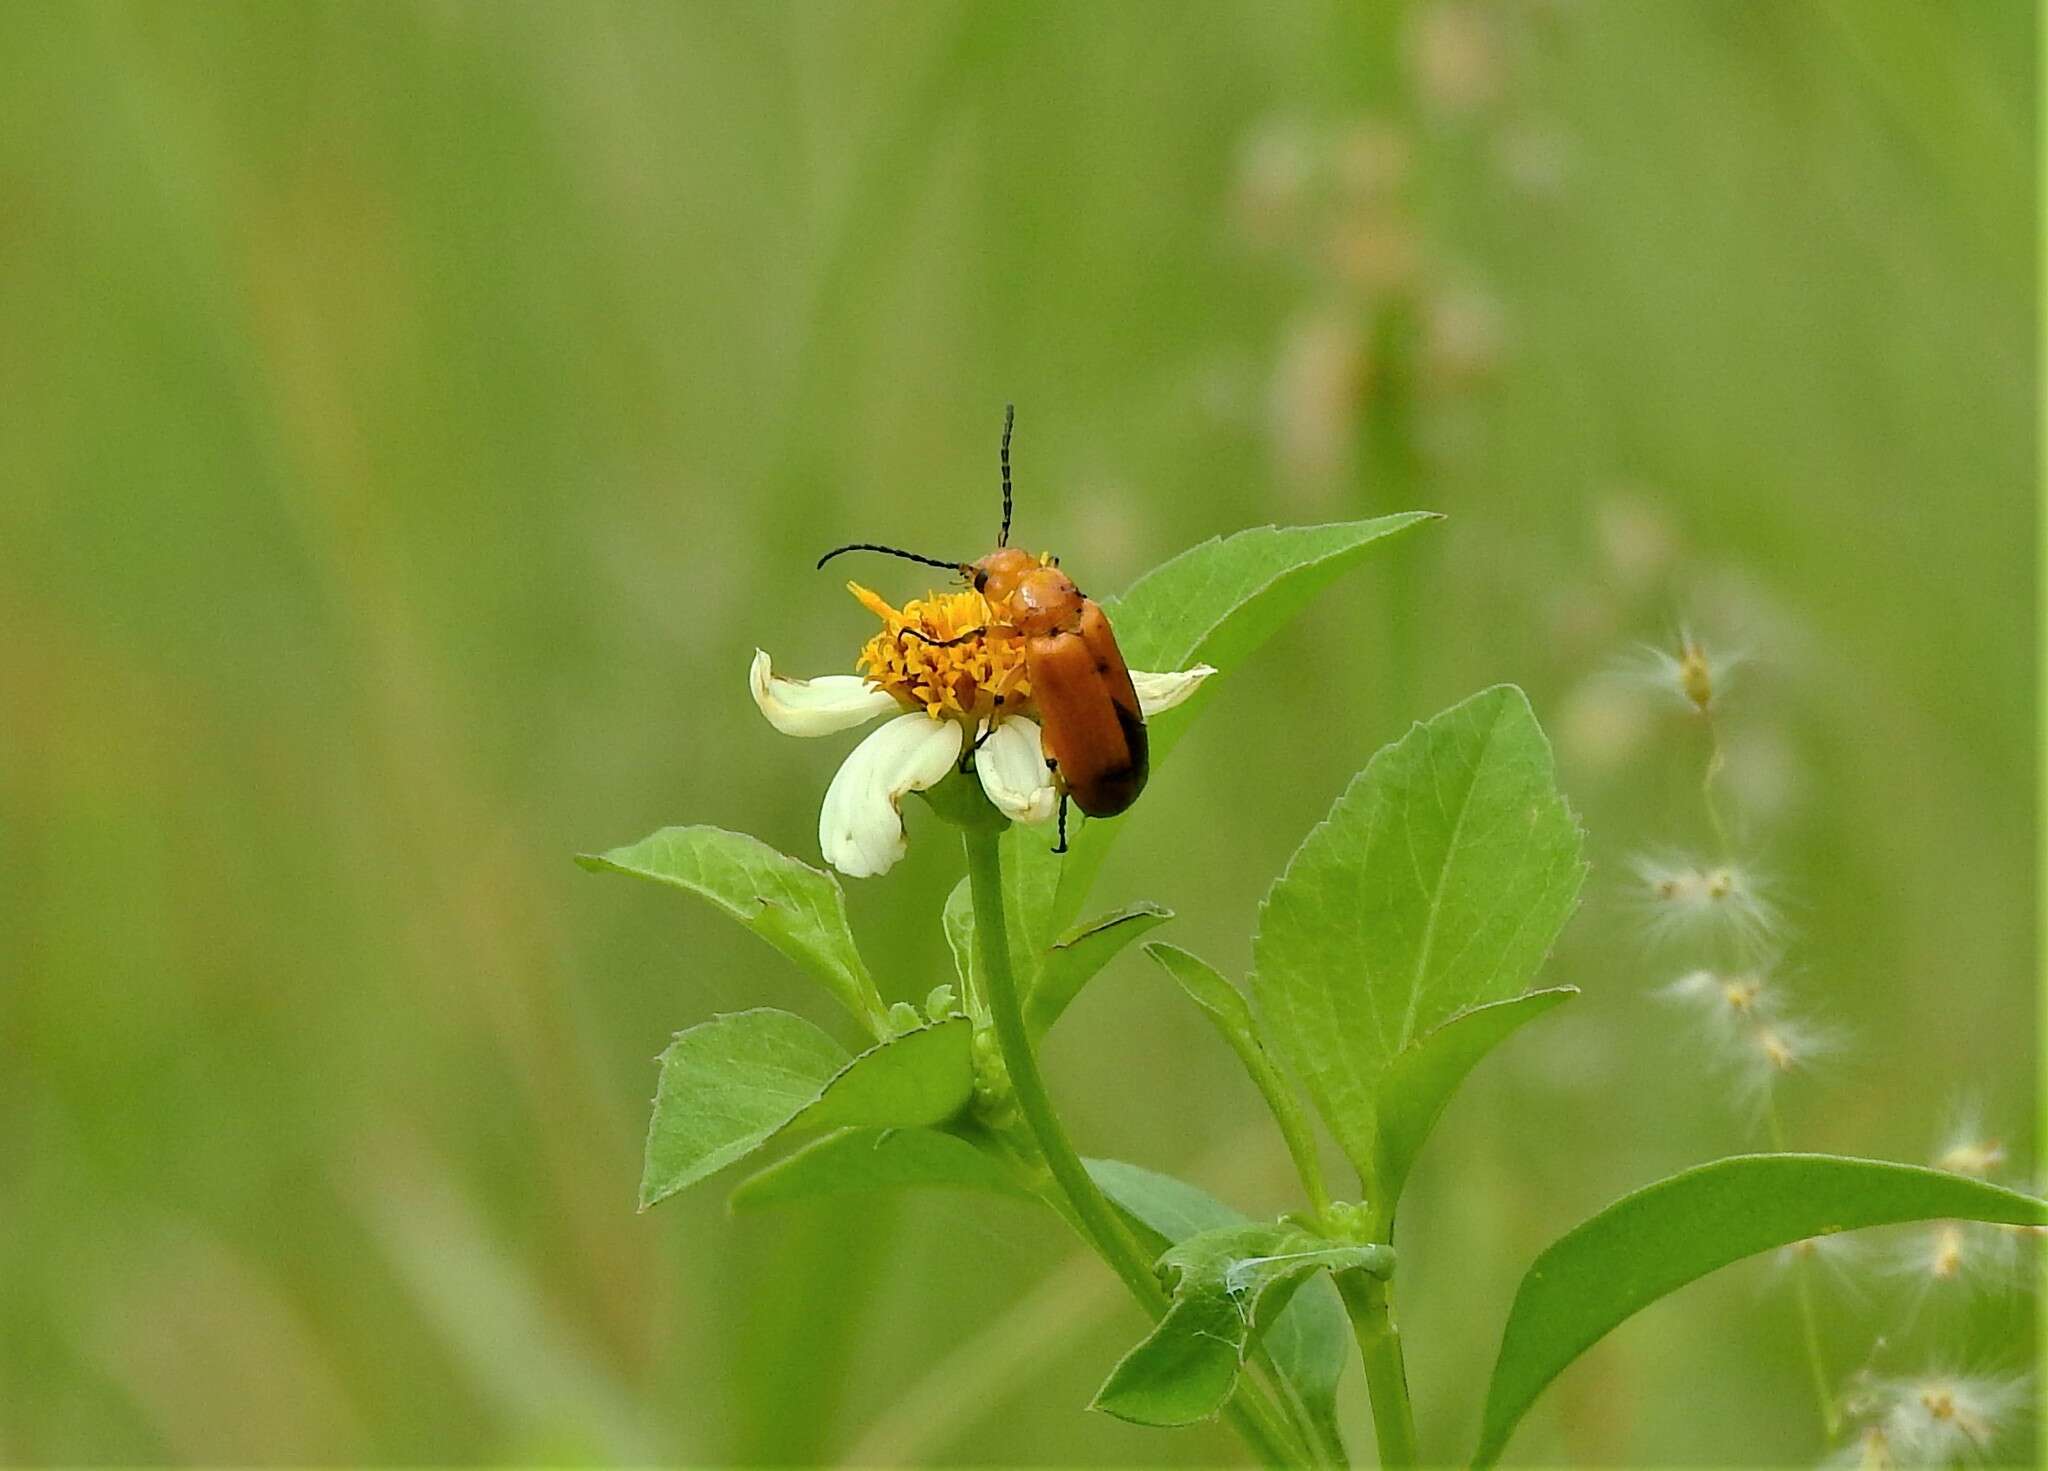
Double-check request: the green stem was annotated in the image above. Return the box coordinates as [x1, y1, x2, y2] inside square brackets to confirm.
[961, 826, 1309, 1468]
[1336, 1267, 1419, 1467]
[1765, 1099, 1839, 1439]
[1790, 1255, 1840, 1440]
[1701, 715, 1733, 859]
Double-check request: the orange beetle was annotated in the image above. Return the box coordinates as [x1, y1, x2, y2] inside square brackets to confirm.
[816, 406, 1146, 850]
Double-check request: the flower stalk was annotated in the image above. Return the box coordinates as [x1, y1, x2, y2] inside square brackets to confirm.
[960, 820, 1310, 1468]
[1336, 1264, 1420, 1466]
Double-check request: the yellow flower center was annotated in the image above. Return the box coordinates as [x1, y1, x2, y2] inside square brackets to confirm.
[850, 582, 1032, 725]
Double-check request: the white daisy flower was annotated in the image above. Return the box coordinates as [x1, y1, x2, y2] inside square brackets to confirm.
[751, 581, 1214, 879]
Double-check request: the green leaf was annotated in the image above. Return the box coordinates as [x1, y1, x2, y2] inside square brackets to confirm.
[640, 1015, 974, 1209]
[1106, 515, 1441, 680]
[639, 1008, 848, 1209]
[1258, 1268, 1351, 1457]
[782, 1018, 975, 1133]
[1473, 1154, 2048, 1467]
[1087, 1158, 1354, 1450]
[1093, 1221, 1392, 1427]
[1025, 902, 1174, 1038]
[1010, 515, 1438, 947]
[1252, 685, 1585, 1190]
[942, 841, 1063, 1009]
[1087, 1157, 1241, 1244]
[728, 1126, 1030, 1210]
[1375, 987, 1578, 1216]
[579, 826, 886, 1032]
[1144, 944, 1327, 1210]
[1146, 939, 1260, 1039]
[1091, 1295, 1245, 1428]
[1001, 819, 1064, 970]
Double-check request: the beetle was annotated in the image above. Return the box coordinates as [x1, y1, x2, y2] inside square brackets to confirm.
[815, 405, 1147, 851]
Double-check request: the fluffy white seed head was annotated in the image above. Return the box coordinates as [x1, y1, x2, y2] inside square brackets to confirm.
[1820, 1424, 1896, 1470]
[1654, 963, 1839, 1115]
[1862, 1370, 2031, 1464]
[1621, 628, 1746, 716]
[1931, 1101, 2009, 1180]
[1630, 853, 1782, 951]
[1884, 1217, 2033, 1301]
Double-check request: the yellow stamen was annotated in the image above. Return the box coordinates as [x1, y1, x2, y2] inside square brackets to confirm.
[849, 582, 1032, 727]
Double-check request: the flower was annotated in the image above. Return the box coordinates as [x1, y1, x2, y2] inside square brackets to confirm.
[752, 581, 1215, 878]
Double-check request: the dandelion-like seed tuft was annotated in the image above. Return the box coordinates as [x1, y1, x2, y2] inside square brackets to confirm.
[1622, 628, 1744, 716]
[1857, 1370, 2031, 1463]
[1931, 1105, 2009, 1180]
[1885, 1216, 2031, 1300]
[1936, 1139, 2008, 1178]
[1655, 963, 1837, 1113]
[1631, 853, 1780, 950]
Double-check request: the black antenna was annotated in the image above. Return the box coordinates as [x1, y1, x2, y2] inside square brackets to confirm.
[815, 542, 966, 573]
[998, 403, 1015, 547]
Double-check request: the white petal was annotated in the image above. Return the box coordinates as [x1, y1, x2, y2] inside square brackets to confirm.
[819, 713, 964, 878]
[750, 648, 899, 736]
[974, 717, 1059, 825]
[1130, 664, 1218, 718]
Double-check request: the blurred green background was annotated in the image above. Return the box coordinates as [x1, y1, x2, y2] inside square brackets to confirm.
[0, 1, 2036, 1464]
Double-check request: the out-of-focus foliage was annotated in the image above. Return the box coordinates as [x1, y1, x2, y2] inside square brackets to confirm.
[0, 2, 2032, 1465]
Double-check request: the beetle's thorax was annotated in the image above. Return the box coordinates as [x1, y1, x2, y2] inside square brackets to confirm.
[972, 548, 1082, 637]
[1008, 566, 1084, 636]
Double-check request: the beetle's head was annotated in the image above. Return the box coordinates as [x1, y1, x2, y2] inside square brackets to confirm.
[968, 546, 1039, 602]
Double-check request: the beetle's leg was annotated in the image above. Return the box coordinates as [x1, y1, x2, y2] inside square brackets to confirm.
[958, 717, 1001, 773]
[899, 626, 986, 649]
[1052, 793, 1070, 854]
